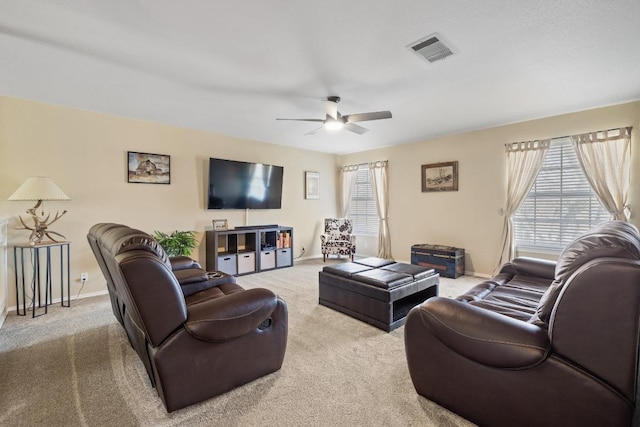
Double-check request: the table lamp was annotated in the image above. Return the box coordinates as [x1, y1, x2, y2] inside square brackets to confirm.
[8, 176, 70, 244]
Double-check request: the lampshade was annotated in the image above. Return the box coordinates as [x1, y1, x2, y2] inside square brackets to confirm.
[8, 176, 70, 201]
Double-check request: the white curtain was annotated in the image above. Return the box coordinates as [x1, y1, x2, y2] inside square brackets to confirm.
[369, 160, 392, 259]
[495, 139, 550, 272]
[339, 164, 359, 217]
[571, 127, 632, 221]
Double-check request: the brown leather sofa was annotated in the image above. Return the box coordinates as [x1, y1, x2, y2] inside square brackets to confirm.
[405, 220, 640, 426]
[87, 223, 288, 412]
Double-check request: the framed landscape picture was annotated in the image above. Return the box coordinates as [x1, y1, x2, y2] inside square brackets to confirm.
[127, 151, 171, 184]
[421, 161, 458, 192]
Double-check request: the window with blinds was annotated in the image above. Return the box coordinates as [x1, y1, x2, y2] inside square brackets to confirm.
[513, 138, 609, 252]
[347, 165, 379, 235]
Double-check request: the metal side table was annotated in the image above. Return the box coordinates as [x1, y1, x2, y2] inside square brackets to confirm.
[13, 241, 71, 317]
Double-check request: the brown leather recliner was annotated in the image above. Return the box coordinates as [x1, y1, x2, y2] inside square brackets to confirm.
[405, 220, 640, 426]
[87, 223, 288, 412]
[87, 223, 235, 325]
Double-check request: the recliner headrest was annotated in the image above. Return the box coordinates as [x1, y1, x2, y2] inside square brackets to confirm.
[98, 224, 172, 270]
[111, 233, 172, 270]
[555, 220, 640, 282]
[532, 221, 640, 327]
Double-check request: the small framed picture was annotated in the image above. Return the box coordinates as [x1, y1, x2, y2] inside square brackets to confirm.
[213, 219, 228, 231]
[421, 161, 458, 192]
[127, 151, 171, 184]
[305, 171, 320, 199]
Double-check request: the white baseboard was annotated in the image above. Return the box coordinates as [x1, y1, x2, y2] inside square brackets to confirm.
[294, 254, 323, 262]
[0, 309, 6, 330]
[465, 271, 491, 279]
[5, 289, 109, 314]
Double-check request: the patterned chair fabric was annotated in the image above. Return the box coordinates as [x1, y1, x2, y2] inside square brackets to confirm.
[321, 218, 356, 262]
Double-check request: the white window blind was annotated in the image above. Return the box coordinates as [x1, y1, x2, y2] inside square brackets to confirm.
[347, 165, 379, 235]
[513, 138, 609, 252]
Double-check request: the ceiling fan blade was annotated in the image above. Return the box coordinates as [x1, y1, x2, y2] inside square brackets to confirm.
[344, 123, 369, 135]
[323, 100, 339, 119]
[344, 111, 392, 123]
[305, 126, 325, 136]
[276, 118, 324, 122]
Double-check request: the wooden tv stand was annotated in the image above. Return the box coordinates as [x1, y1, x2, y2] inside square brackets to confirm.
[206, 226, 293, 276]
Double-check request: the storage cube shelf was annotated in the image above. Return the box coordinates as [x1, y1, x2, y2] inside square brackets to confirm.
[206, 226, 293, 276]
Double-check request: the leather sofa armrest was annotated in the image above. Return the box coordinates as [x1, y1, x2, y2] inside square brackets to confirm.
[174, 268, 208, 285]
[185, 288, 278, 342]
[170, 256, 202, 271]
[510, 257, 556, 280]
[415, 297, 549, 368]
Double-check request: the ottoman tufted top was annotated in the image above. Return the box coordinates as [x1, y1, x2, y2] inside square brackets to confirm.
[322, 262, 373, 278]
[354, 257, 397, 268]
[381, 263, 435, 280]
[353, 269, 413, 289]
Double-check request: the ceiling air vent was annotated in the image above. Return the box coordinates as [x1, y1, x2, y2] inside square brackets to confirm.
[407, 33, 455, 64]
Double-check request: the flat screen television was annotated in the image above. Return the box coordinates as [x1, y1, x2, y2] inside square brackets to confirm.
[207, 158, 284, 209]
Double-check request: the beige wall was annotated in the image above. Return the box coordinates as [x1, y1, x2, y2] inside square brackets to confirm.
[1, 96, 638, 310]
[0, 217, 7, 324]
[340, 101, 640, 276]
[0, 96, 338, 309]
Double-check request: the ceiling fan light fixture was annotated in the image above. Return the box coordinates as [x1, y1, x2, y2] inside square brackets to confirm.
[324, 119, 344, 131]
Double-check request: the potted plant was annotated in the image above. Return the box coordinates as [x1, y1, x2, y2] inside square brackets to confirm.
[152, 230, 198, 257]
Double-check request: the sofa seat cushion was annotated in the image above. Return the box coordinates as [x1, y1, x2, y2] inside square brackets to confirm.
[505, 274, 553, 294]
[381, 262, 435, 280]
[457, 273, 550, 322]
[470, 292, 539, 322]
[322, 262, 372, 278]
[352, 269, 413, 290]
[354, 257, 396, 268]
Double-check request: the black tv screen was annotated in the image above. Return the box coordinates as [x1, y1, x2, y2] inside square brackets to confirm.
[207, 158, 284, 209]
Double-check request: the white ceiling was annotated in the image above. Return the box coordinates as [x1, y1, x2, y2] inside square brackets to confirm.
[1, 1, 640, 155]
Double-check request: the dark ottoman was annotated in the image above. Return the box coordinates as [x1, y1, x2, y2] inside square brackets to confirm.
[319, 258, 438, 331]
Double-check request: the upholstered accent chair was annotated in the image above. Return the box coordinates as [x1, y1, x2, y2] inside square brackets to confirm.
[321, 218, 356, 262]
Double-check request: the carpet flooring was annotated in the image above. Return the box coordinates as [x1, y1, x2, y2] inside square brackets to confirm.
[0, 258, 481, 426]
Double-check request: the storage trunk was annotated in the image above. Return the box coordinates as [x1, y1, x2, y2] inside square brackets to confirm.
[411, 244, 465, 278]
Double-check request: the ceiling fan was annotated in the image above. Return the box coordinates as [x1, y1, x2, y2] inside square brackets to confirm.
[276, 96, 392, 135]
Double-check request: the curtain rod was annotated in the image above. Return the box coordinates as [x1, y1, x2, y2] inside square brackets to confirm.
[506, 126, 632, 147]
[551, 126, 632, 141]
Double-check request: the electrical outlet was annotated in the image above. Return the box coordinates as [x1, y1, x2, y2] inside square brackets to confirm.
[80, 272, 88, 282]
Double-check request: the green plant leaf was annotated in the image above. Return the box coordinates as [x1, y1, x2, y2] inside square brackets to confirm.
[152, 230, 198, 257]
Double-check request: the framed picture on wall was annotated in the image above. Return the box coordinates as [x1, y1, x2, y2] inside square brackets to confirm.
[305, 171, 320, 199]
[127, 151, 171, 184]
[421, 161, 458, 192]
